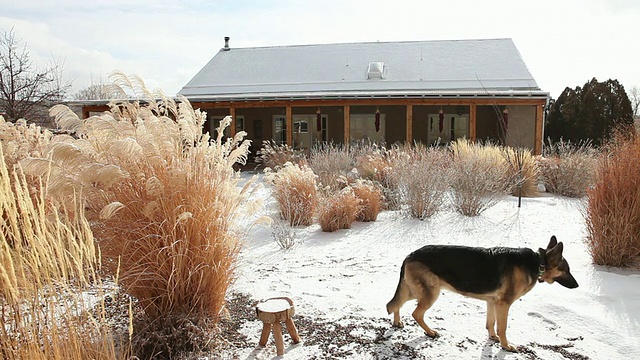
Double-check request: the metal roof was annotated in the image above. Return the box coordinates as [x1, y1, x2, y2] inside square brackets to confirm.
[179, 38, 547, 101]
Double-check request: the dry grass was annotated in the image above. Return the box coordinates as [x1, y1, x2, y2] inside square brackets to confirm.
[585, 134, 640, 267]
[309, 142, 354, 194]
[317, 187, 361, 232]
[450, 139, 512, 216]
[21, 73, 256, 358]
[256, 140, 307, 169]
[539, 139, 598, 198]
[265, 162, 318, 226]
[351, 179, 383, 222]
[1, 145, 120, 359]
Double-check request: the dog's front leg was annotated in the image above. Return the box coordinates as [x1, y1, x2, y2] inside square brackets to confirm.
[495, 303, 517, 352]
[485, 301, 499, 341]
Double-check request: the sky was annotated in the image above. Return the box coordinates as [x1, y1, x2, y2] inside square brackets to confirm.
[1, 0, 639, 100]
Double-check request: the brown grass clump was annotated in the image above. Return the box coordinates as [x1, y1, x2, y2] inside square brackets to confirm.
[317, 187, 361, 232]
[539, 139, 598, 197]
[450, 139, 512, 216]
[351, 179, 383, 222]
[1, 145, 119, 360]
[23, 73, 256, 359]
[585, 134, 640, 267]
[256, 140, 307, 169]
[0, 117, 52, 171]
[265, 162, 318, 226]
[309, 142, 354, 194]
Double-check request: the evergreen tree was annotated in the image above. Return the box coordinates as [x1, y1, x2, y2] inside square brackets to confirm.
[545, 78, 633, 146]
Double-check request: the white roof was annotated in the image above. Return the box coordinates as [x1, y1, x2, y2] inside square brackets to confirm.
[179, 38, 546, 101]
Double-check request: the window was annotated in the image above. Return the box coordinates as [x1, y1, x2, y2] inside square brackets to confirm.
[293, 121, 308, 133]
[273, 115, 286, 145]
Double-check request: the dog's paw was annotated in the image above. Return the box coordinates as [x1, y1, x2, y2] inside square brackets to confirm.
[392, 321, 404, 329]
[500, 343, 518, 352]
[488, 334, 500, 342]
[425, 330, 439, 338]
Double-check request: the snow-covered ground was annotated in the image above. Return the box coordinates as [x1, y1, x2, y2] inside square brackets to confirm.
[230, 175, 640, 359]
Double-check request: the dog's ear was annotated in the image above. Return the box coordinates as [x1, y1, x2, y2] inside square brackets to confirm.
[547, 235, 558, 250]
[546, 241, 564, 266]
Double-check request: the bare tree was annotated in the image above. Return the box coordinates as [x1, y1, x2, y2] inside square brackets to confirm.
[0, 27, 72, 122]
[73, 74, 117, 100]
[628, 85, 640, 117]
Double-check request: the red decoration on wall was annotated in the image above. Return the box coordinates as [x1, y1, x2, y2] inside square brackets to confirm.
[375, 108, 380, 132]
[438, 108, 444, 133]
[502, 108, 509, 132]
[316, 108, 322, 132]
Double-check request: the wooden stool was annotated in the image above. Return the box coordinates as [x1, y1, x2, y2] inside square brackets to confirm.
[256, 297, 301, 356]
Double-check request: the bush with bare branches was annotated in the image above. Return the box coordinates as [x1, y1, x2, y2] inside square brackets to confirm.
[256, 140, 307, 169]
[450, 140, 512, 216]
[351, 179, 383, 222]
[265, 162, 318, 226]
[308, 142, 354, 194]
[585, 134, 640, 267]
[539, 139, 598, 197]
[317, 187, 361, 232]
[390, 144, 452, 219]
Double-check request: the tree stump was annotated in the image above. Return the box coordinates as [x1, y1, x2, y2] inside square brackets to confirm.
[256, 297, 301, 356]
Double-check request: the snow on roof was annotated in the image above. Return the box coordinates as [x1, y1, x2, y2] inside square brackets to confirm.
[179, 38, 545, 101]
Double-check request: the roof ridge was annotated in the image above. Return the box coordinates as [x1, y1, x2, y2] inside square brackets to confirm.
[224, 38, 513, 51]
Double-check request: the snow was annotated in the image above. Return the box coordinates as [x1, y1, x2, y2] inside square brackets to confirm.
[231, 174, 640, 359]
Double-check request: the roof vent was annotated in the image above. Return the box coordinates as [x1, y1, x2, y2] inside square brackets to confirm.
[223, 36, 230, 51]
[367, 61, 385, 79]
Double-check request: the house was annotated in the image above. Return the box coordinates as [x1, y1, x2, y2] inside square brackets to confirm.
[82, 38, 549, 155]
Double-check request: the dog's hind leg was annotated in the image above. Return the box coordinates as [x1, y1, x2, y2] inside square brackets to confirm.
[412, 285, 440, 338]
[485, 301, 499, 341]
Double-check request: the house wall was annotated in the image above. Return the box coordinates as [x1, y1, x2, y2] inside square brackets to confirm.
[505, 105, 536, 149]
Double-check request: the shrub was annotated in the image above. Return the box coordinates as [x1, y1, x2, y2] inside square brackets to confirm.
[351, 179, 383, 221]
[317, 187, 361, 232]
[539, 139, 598, 197]
[256, 140, 307, 169]
[34, 74, 256, 358]
[450, 139, 512, 216]
[585, 134, 640, 267]
[265, 162, 318, 226]
[391, 144, 452, 219]
[308, 142, 354, 194]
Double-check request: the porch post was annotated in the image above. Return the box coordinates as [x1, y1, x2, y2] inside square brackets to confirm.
[469, 104, 477, 141]
[406, 104, 413, 144]
[229, 107, 236, 137]
[286, 106, 293, 147]
[343, 105, 350, 146]
[535, 103, 544, 155]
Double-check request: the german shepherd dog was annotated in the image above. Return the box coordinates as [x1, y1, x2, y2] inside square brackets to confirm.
[386, 236, 578, 352]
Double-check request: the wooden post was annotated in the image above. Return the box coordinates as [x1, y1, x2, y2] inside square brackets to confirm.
[535, 103, 544, 155]
[343, 105, 350, 146]
[286, 106, 293, 147]
[406, 104, 413, 144]
[469, 104, 477, 142]
[272, 322, 285, 355]
[229, 107, 236, 137]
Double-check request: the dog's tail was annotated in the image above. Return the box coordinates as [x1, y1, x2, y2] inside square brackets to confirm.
[386, 260, 407, 314]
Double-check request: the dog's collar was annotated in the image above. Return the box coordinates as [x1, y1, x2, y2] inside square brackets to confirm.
[537, 248, 546, 279]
